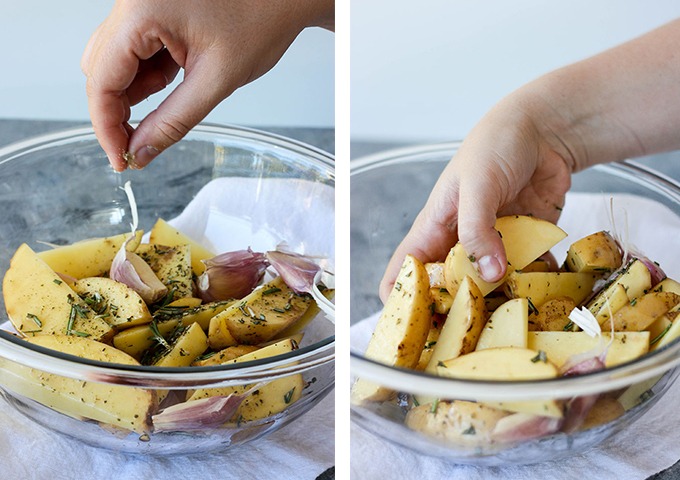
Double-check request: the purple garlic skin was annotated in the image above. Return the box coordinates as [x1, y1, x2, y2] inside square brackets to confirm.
[265, 250, 321, 295]
[197, 249, 268, 301]
[492, 412, 563, 443]
[110, 248, 167, 304]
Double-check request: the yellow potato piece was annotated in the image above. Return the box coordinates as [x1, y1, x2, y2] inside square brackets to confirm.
[135, 243, 193, 300]
[37, 231, 143, 279]
[351, 254, 432, 403]
[564, 231, 622, 274]
[72, 276, 152, 329]
[153, 322, 209, 367]
[504, 271, 598, 308]
[476, 298, 528, 350]
[149, 218, 215, 275]
[0, 335, 156, 434]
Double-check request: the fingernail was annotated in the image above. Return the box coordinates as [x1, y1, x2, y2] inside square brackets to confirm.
[476, 255, 504, 282]
[131, 145, 160, 169]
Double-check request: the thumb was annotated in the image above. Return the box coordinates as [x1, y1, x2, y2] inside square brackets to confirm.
[127, 59, 234, 168]
[456, 171, 507, 283]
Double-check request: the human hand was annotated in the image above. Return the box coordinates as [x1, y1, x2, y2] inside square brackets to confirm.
[378, 94, 575, 302]
[81, 0, 334, 172]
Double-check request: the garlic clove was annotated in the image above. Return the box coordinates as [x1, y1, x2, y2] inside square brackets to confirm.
[196, 249, 268, 301]
[110, 247, 167, 304]
[265, 250, 321, 295]
[492, 412, 563, 443]
[152, 394, 245, 432]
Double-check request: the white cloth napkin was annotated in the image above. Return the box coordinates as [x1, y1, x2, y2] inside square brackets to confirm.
[351, 192, 680, 479]
[0, 177, 335, 480]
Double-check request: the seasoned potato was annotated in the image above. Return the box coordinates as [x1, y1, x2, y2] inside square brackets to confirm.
[444, 215, 567, 296]
[152, 322, 209, 367]
[149, 218, 215, 275]
[136, 243, 194, 301]
[587, 259, 651, 318]
[351, 254, 432, 403]
[425, 276, 487, 373]
[504, 271, 598, 308]
[436, 347, 563, 417]
[415, 316, 444, 371]
[0, 335, 156, 433]
[405, 400, 509, 447]
[210, 276, 313, 345]
[191, 345, 261, 367]
[476, 298, 528, 350]
[650, 303, 680, 351]
[3, 244, 114, 341]
[608, 292, 680, 331]
[564, 231, 622, 274]
[430, 288, 454, 314]
[528, 297, 577, 332]
[37, 231, 143, 279]
[72, 276, 152, 329]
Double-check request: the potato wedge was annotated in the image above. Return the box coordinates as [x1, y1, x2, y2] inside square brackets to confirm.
[650, 303, 680, 351]
[430, 288, 454, 314]
[37, 231, 143, 279]
[351, 254, 432, 403]
[591, 284, 630, 325]
[191, 345, 261, 367]
[3, 244, 114, 341]
[652, 277, 680, 296]
[436, 347, 563, 417]
[608, 292, 680, 331]
[415, 316, 444, 371]
[136, 243, 193, 301]
[72, 277, 152, 329]
[504, 271, 598, 308]
[188, 339, 304, 421]
[0, 335, 155, 433]
[527, 331, 649, 368]
[424, 276, 487, 374]
[153, 322, 209, 367]
[211, 276, 313, 345]
[444, 215, 567, 296]
[405, 400, 509, 447]
[528, 297, 577, 332]
[476, 298, 528, 350]
[587, 259, 651, 318]
[149, 218, 215, 275]
[564, 231, 622, 274]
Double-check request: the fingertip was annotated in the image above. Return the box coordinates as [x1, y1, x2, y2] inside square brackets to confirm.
[475, 254, 506, 282]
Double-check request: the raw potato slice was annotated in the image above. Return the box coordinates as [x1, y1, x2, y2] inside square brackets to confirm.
[504, 271, 598, 308]
[273, 288, 335, 339]
[351, 255, 432, 403]
[587, 259, 651, 318]
[149, 218, 215, 275]
[425, 276, 487, 374]
[650, 304, 680, 351]
[527, 331, 649, 368]
[608, 292, 680, 331]
[415, 317, 444, 371]
[653, 277, 680, 296]
[136, 243, 193, 300]
[191, 345, 261, 367]
[528, 297, 577, 332]
[591, 284, 629, 325]
[37, 231, 143, 279]
[3, 244, 114, 341]
[153, 322, 209, 367]
[0, 335, 155, 434]
[430, 288, 454, 314]
[444, 215, 567, 296]
[188, 339, 304, 422]
[72, 277, 152, 329]
[436, 347, 563, 418]
[564, 231, 622, 274]
[476, 298, 528, 350]
[405, 400, 509, 447]
[211, 276, 313, 345]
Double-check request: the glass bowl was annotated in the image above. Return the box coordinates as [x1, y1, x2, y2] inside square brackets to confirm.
[0, 124, 335, 455]
[350, 141, 680, 466]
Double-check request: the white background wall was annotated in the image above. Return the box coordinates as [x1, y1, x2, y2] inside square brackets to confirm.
[351, 0, 680, 144]
[0, 1, 334, 128]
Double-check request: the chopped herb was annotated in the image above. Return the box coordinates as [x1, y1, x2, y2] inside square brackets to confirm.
[468, 254, 476, 263]
[563, 320, 574, 331]
[429, 302, 435, 316]
[236, 414, 244, 427]
[262, 287, 282, 295]
[437, 361, 447, 368]
[395, 282, 402, 291]
[462, 425, 476, 435]
[273, 307, 286, 314]
[527, 298, 539, 316]
[284, 387, 296, 404]
[531, 350, 548, 363]
[195, 351, 217, 362]
[66, 305, 77, 335]
[412, 396, 420, 407]
[439, 287, 448, 293]
[630, 298, 638, 307]
[430, 398, 440, 414]
[72, 331, 91, 337]
[650, 323, 673, 346]
[26, 313, 42, 328]
[149, 320, 170, 350]
[425, 341, 437, 349]
[53, 279, 63, 285]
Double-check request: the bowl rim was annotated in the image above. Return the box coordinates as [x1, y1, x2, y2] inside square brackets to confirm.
[0, 123, 335, 388]
[350, 141, 680, 401]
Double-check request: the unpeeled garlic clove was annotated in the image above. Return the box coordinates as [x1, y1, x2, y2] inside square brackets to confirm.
[152, 394, 245, 432]
[110, 247, 168, 304]
[491, 412, 563, 443]
[196, 249, 268, 301]
[265, 250, 321, 295]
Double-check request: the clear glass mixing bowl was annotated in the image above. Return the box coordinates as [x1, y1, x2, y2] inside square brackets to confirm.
[350, 142, 680, 465]
[0, 124, 335, 455]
